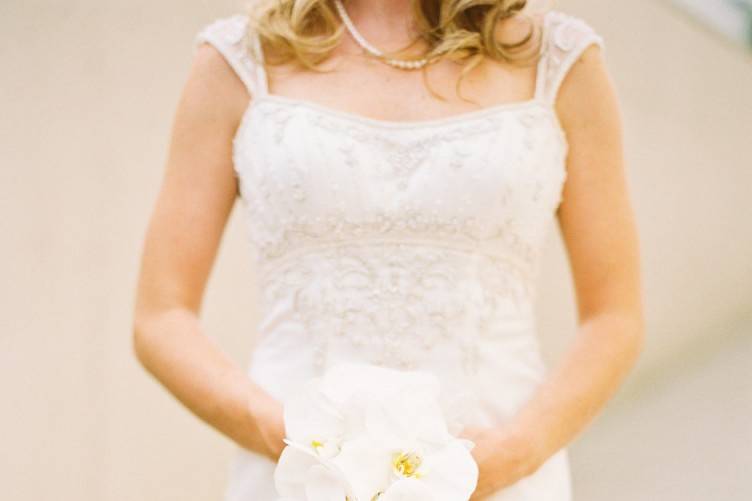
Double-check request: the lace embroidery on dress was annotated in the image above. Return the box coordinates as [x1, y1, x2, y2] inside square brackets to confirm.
[237, 102, 554, 263]
[259, 244, 537, 372]
[538, 10, 606, 105]
[233, 103, 550, 373]
[194, 10, 605, 374]
[193, 12, 603, 500]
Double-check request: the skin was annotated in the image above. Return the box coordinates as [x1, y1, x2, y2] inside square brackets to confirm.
[459, 41, 644, 498]
[132, 0, 644, 497]
[132, 40, 287, 461]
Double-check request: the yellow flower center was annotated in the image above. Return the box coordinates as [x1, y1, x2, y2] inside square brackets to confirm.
[392, 451, 423, 478]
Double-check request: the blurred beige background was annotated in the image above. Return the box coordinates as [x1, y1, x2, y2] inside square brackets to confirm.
[1, 0, 750, 499]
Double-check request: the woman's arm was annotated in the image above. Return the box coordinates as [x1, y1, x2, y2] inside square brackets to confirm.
[467, 43, 645, 497]
[132, 44, 285, 461]
[518, 41, 645, 463]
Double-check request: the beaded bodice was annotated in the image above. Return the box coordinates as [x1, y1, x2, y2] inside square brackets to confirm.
[195, 10, 605, 376]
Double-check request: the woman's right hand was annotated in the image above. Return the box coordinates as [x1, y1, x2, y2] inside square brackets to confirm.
[251, 393, 286, 462]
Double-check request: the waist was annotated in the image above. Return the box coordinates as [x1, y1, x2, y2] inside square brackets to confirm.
[252, 243, 541, 372]
[256, 240, 538, 317]
[248, 320, 548, 433]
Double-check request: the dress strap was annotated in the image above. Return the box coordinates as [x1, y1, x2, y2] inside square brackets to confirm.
[534, 10, 606, 106]
[194, 14, 269, 98]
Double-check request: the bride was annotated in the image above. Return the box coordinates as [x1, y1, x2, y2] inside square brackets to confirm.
[132, 0, 645, 499]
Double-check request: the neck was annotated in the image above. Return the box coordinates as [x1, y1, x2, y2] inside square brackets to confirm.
[344, 0, 415, 19]
[339, 0, 422, 50]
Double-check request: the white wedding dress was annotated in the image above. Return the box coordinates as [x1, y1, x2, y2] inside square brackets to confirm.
[196, 9, 604, 501]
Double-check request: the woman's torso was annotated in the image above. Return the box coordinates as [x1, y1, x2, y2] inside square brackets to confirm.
[195, 9, 604, 500]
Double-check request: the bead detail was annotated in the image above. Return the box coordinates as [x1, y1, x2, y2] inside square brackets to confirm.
[197, 9, 602, 377]
[260, 242, 535, 373]
[230, 96, 567, 373]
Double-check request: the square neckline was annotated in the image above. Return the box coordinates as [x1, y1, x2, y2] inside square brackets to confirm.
[245, 92, 551, 130]
[244, 9, 555, 130]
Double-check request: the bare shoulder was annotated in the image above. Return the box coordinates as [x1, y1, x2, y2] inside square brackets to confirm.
[177, 43, 250, 131]
[555, 39, 618, 131]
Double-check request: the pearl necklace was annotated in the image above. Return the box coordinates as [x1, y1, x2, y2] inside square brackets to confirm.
[333, 0, 430, 70]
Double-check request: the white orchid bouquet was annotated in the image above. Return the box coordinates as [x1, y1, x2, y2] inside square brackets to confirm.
[274, 362, 479, 501]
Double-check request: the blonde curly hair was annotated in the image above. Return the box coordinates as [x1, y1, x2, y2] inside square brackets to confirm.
[245, 0, 551, 102]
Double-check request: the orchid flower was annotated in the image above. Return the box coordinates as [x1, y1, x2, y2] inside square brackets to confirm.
[274, 362, 478, 501]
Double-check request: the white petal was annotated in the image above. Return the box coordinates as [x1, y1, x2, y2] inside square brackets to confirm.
[330, 436, 394, 501]
[414, 439, 479, 501]
[275, 442, 357, 500]
[457, 438, 477, 452]
[304, 464, 350, 501]
[274, 444, 322, 498]
[284, 379, 346, 445]
[364, 392, 452, 450]
[380, 478, 433, 501]
[363, 400, 422, 452]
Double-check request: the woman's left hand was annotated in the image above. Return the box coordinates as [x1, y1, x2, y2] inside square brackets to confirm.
[458, 424, 545, 500]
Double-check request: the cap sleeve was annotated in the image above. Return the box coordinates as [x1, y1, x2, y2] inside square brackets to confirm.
[537, 10, 606, 105]
[194, 14, 268, 97]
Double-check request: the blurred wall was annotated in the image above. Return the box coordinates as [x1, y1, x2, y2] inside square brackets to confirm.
[1, 0, 750, 499]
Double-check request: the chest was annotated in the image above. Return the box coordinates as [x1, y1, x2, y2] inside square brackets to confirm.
[263, 56, 541, 124]
[232, 97, 569, 267]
